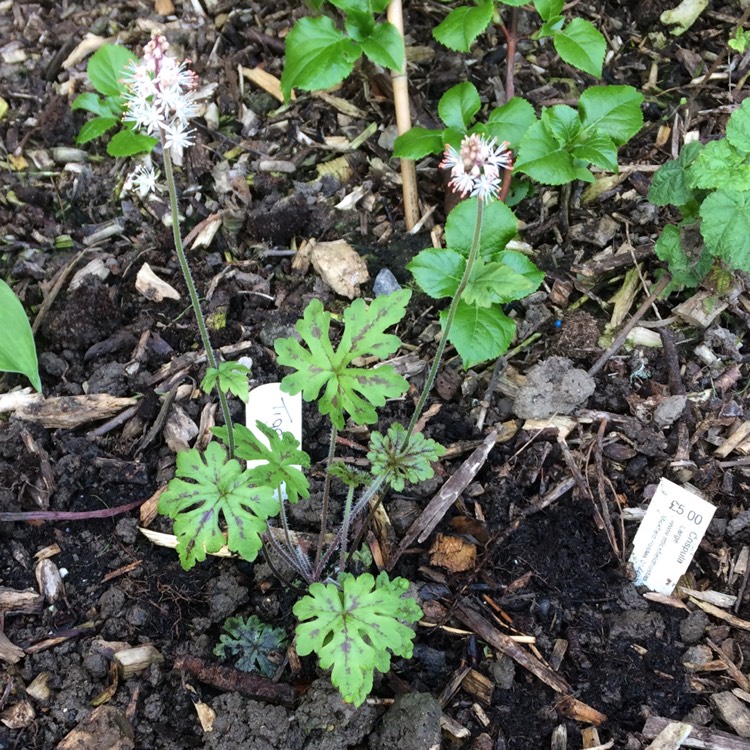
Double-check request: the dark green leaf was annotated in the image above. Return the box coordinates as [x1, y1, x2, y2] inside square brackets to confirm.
[570, 131, 618, 171]
[552, 18, 606, 77]
[485, 97, 536, 149]
[515, 120, 578, 185]
[407, 247, 464, 299]
[445, 197, 518, 260]
[533, 0, 564, 21]
[76, 116, 119, 144]
[648, 141, 702, 206]
[393, 127, 445, 159]
[579, 85, 644, 145]
[433, 0, 494, 52]
[360, 21, 404, 71]
[438, 82, 481, 131]
[88, 44, 137, 98]
[443, 302, 516, 368]
[541, 105, 581, 146]
[71, 92, 110, 116]
[700, 188, 750, 271]
[107, 129, 158, 157]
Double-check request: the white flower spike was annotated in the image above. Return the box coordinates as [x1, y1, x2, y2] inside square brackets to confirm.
[122, 34, 199, 159]
[440, 134, 513, 203]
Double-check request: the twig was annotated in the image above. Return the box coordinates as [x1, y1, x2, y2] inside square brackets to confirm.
[388, 0, 420, 230]
[587, 275, 671, 377]
[0, 497, 146, 523]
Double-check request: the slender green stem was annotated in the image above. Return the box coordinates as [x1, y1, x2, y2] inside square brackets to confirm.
[406, 199, 484, 438]
[161, 145, 235, 457]
[338, 484, 356, 574]
[314, 422, 338, 572]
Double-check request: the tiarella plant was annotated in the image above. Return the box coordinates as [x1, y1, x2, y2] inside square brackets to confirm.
[433, 0, 606, 77]
[0, 278, 41, 391]
[72, 44, 158, 156]
[280, 0, 404, 102]
[214, 615, 288, 677]
[648, 99, 750, 291]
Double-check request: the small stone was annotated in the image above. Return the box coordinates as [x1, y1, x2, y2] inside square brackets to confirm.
[369, 693, 442, 750]
[653, 395, 687, 428]
[679, 610, 708, 645]
[373, 268, 402, 296]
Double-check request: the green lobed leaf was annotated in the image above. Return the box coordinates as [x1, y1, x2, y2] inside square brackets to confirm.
[485, 97, 536, 150]
[445, 197, 518, 260]
[0, 279, 41, 391]
[552, 18, 606, 77]
[88, 44, 138, 98]
[224, 421, 310, 505]
[700, 188, 750, 271]
[345, 9, 376, 41]
[579, 85, 644, 145]
[201, 361, 252, 402]
[727, 98, 750, 153]
[648, 141, 703, 206]
[157, 442, 280, 570]
[71, 92, 111, 116]
[442, 302, 516, 368]
[438, 82, 481, 132]
[408, 247, 464, 299]
[433, 0, 494, 52]
[570, 131, 618, 171]
[75, 116, 119, 145]
[687, 139, 750, 191]
[515, 119, 578, 185]
[281, 16, 361, 101]
[393, 127, 445, 159]
[360, 22, 404, 71]
[294, 572, 422, 706]
[541, 104, 581, 146]
[654, 223, 712, 291]
[275, 292, 411, 430]
[367, 423, 445, 491]
[533, 0, 564, 20]
[107, 129, 158, 157]
[214, 615, 288, 677]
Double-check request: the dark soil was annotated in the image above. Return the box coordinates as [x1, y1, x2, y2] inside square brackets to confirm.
[3, 1, 750, 748]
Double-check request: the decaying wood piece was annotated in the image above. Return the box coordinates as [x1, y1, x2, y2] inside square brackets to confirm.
[0, 393, 138, 429]
[0, 587, 44, 615]
[174, 655, 296, 706]
[644, 720, 692, 749]
[712, 693, 750, 738]
[56, 705, 134, 750]
[387, 431, 497, 571]
[0, 631, 25, 664]
[643, 715, 750, 749]
[674, 290, 729, 328]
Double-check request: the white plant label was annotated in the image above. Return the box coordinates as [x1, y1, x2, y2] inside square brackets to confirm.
[629, 478, 715, 595]
[244, 383, 303, 486]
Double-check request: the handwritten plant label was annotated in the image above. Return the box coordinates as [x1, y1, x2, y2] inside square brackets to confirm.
[245, 383, 303, 496]
[629, 478, 715, 595]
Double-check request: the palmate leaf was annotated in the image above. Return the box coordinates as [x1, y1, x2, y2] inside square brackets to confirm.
[158, 442, 279, 570]
[294, 572, 422, 706]
[201, 361, 252, 402]
[223, 421, 310, 504]
[367, 423, 445, 491]
[275, 291, 410, 430]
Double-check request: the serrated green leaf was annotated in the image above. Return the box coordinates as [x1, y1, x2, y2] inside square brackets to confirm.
[648, 141, 703, 206]
[223, 421, 310, 505]
[727, 98, 750, 153]
[497, 0, 527, 5]
[534, 0, 564, 20]
[515, 120, 578, 185]
[275, 292, 411, 429]
[393, 127, 445, 159]
[0, 279, 41, 391]
[497, 250, 545, 296]
[367, 423, 445, 491]
[433, 0, 494, 52]
[571, 130, 618, 171]
[106, 129, 158, 157]
[700, 188, 750, 271]
[654, 223, 712, 291]
[552, 18, 606, 77]
[579, 85, 644, 145]
[201, 361, 251, 402]
[485, 97, 536, 150]
[214, 615, 288, 677]
[535, 16, 565, 38]
[360, 21, 404, 71]
[281, 16, 361, 101]
[443, 302, 516, 368]
[541, 104, 581, 146]
[408, 247, 464, 299]
[71, 92, 111, 116]
[76, 116, 119, 144]
[294, 572, 422, 706]
[157, 442, 280, 570]
[88, 44, 137, 98]
[687, 139, 750, 190]
[463, 259, 538, 308]
[445, 197, 518, 260]
[438, 82, 481, 131]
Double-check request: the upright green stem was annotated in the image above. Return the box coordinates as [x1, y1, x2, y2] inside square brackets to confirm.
[161, 145, 235, 458]
[314, 422, 338, 570]
[406, 199, 484, 438]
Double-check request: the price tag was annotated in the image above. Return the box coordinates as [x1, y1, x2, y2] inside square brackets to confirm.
[245, 384, 303, 494]
[629, 478, 715, 595]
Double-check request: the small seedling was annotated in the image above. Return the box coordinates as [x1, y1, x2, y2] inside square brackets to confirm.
[72, 44, 158, 156]
[281, 0, 404, 101]
[214, 615, 288, 677]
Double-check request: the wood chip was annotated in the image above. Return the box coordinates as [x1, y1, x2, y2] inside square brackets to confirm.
[680, 586, 737, 608]
[713, 693, 750, 738]
[690, 597, 750, 630]
[240, 65, 286, 102]
[716, 422, 750, 459]
[135, 263, 181, 302]
[0, 587, 44, 615]
[645, 721, 692, 749]
[0, 393, 138, 429]
[0, 631, 25, 665]
[643, 715, 750, 749]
